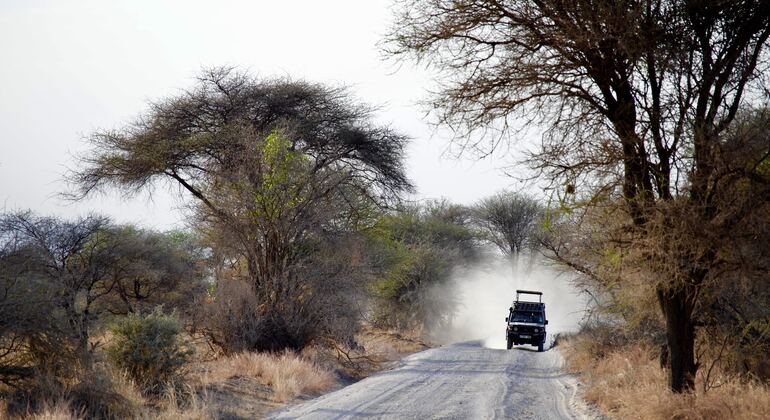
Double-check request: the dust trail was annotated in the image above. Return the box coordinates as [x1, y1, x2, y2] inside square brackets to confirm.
[438, 253, 588, 349]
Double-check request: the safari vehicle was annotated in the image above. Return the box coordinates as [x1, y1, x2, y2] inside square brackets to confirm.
[505, 290, 548, 352]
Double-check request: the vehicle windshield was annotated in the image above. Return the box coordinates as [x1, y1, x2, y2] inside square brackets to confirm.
[510, 311, 544, 324]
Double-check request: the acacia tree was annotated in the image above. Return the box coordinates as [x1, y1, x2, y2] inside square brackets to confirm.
[386, 0, 770, 391]
[71, 68, 413, 350]
[474, 191, 542, 256]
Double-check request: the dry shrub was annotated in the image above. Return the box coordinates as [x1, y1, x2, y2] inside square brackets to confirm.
[198, 277, 325, 354]
[107, 309, 192, 396]
[194, 351, 337, 402]
[561, 333, 770, 419]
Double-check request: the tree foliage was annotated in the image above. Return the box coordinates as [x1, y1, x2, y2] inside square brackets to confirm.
[386, 0, 770, 391]
[70, 68, 413, 351]
[0, 211, 203, 386]
[473, 191, 542, 255]
[367, 201, 482, 331]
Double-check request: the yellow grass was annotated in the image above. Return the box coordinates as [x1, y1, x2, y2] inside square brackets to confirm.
[560, 334, 770, 419]
[356, 327, 430, 360]
[2, 327, 425, 418]
[0, 398, 82, 420]
[194, 350, 337, 402]
[150, 389, 214, 420]
[0, 369, 214, 420]
[25, 399, 82, 420]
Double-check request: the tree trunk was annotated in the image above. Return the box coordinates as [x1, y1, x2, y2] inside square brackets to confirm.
[509, 253, 518, 277]
[657, 286, 698, 392]
[76, 312, 93, 371]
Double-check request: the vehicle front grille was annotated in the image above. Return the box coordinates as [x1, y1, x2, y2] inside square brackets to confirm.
[513, 326, 541, 334]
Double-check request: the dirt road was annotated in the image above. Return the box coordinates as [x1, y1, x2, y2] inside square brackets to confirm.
[269, 341, 595, 419]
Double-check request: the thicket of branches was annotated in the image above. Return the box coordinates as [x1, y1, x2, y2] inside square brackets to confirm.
[473, 191, 542, 256]
[387, 0, 770, 392]
[0, 211, 203, 414]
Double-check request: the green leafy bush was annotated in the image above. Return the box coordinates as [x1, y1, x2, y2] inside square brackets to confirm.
[366, 201, 482, 331]
[107, 308, 192, 395]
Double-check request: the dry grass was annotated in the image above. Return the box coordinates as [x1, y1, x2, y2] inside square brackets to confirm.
[22, 399, 82, 420]
[149, 389, 214, 420]
[0, 397, 84, 420]
[0, 395, 216, 420]
[561, 333, 770, 419]
[356, 327, 430, 361]
[0, 369, 215, 420]
[2, 327, 428, 419]
[193, 350, 337, 402]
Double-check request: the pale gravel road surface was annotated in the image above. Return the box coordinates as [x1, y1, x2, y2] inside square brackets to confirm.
[268, 341, 597, 420]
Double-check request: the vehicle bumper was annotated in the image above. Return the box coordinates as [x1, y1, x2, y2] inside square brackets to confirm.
[506, 332, 545, 345]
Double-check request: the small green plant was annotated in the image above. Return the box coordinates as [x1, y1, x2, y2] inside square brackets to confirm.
[107, 308, 192, 395]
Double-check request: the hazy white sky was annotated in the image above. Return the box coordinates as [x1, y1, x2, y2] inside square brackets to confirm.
[0, 0, 525, 229]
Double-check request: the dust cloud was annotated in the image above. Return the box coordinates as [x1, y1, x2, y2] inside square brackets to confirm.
[436, 253, 589, 349]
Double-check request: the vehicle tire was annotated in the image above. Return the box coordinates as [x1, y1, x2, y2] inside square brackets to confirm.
[506, 336, 514, 350]
[537, 342, 544, 352]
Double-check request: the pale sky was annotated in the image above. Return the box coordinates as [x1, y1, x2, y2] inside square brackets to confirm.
[0, 0, 526, 229]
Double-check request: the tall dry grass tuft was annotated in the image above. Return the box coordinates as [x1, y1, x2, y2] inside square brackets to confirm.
[152, 386, 214, 420]
[0, 367, 215, 420]
[195, 351, 337, 402]
[561, 334, 770, 419]
[0, 398, 83, 420]
[25, 399, 83, 420]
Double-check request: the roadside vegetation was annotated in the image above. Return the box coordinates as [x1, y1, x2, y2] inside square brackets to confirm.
[0, 66, 544, 418]
[6, 0, 769, 417]
[539, 110, 770, 418]
[386, 0, 770, 417]
[561, 333, 770, 419]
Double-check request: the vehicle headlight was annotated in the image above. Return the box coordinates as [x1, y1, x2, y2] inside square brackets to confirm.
[513, 327, 518, 332]
[534, 328, 539, 332]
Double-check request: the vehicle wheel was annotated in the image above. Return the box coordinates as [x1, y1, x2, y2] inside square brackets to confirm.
[537, 342, 544, 352]
[506, 336, 513, 350]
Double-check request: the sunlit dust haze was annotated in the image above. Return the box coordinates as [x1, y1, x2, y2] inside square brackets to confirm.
[438, 253, 589, 350]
